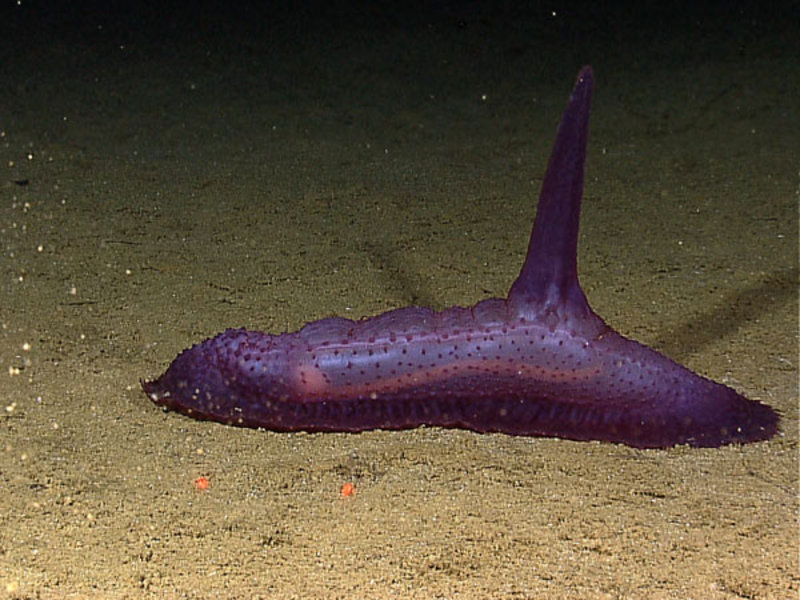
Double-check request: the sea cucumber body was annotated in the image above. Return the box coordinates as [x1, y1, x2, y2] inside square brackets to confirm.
[143, 297, 774, 447]
[143, 66, 779, 447]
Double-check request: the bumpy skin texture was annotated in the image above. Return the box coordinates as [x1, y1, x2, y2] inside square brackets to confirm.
[142, 67, 779, 448]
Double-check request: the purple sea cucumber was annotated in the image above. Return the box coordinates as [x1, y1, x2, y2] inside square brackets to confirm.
[142, 66, 779, 448]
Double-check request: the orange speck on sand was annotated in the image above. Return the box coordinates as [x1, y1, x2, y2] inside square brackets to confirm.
[194, 476, 210, 490]
[340, 482, 355, 497]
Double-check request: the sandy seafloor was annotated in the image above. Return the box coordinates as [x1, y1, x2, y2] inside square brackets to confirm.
[0, 3, 797, 599]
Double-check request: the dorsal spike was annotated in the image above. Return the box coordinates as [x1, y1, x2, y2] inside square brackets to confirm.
[508, 66, 593, 317]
